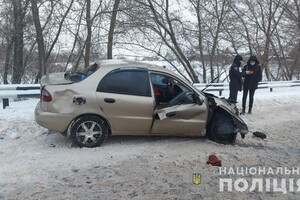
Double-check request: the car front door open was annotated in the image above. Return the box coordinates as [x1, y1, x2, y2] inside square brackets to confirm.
[150, 73, 208, 136]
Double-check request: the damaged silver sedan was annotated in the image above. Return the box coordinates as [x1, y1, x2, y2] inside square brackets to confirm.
[35, 60, 248, 148]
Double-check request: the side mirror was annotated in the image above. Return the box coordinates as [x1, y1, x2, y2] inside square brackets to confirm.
[193, 93, 203, 105]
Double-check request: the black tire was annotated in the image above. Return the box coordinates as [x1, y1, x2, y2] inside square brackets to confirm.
[208, 111, 237, 144]
[71, 115, 108, 148]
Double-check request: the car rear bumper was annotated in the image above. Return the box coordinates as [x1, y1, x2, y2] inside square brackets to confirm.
[35, 102, 74, 134]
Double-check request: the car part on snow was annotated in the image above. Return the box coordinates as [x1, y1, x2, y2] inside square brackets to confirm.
[206, 154, 222, 166]
[240, 133, 246, 139]
[253, 131, 267, 139]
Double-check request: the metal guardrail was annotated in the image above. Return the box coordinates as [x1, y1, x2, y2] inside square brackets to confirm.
[1, 80, 300, 109]
[0, 84, 40, 109]
[193, 80, 300, 96]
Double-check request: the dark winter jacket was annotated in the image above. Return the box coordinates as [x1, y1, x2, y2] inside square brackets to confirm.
[242, 56, 262, 90]
[229, 55, 245, 92]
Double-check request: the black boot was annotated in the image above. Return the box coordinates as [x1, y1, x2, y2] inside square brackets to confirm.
[241, 107, 246, 115]
[248, 107, 252, 114]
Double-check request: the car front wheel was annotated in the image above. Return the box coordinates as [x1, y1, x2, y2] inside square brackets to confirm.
[71, 115, 108, 148]
[208, 111, 237, 144]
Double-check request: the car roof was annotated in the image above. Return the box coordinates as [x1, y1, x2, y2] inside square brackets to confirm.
[98, 59, 174, 74]
[97, 59, 193, 88]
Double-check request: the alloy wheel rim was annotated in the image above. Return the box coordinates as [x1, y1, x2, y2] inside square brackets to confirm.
[76, 121, 102, 145]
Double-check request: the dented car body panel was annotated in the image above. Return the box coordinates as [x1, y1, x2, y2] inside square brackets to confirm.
[35, 59, 248, 147]
[202, 92, 247, 132]
[153, 103, 208, 136]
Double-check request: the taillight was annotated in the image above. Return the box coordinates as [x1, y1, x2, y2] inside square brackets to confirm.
[41, 88, 52, 102]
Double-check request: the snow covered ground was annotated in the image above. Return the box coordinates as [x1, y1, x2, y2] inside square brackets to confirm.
[0, 87, 300, 200]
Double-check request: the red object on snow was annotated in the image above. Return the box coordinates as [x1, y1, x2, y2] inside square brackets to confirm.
[206, 155, 222, 166]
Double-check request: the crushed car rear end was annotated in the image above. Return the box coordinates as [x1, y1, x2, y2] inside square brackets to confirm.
[35, 72, 80, 134]
[35, 71, 104, 135]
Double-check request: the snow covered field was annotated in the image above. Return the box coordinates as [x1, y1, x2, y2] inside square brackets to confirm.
[0, 87, 300, 200]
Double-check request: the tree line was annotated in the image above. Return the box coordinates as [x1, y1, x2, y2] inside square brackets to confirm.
[0, 0, 299, 84]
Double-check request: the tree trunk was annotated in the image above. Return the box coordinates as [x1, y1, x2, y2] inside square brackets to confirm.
[31, 0, 46, 81]
[65, 1, 85, 71]
[209, 0, 227, 83]
[147, 0, 199, 83]
[3, 38, 13, 84]
[107, 0, 121, 59]
[12, 0, 24, 84]
[84, 0, 91, 68]
[195, 0, 206, 83]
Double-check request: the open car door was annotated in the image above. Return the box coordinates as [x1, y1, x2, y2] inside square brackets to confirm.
[150, 73, 208, 136]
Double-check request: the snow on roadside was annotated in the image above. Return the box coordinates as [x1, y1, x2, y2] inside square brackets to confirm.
[0, 98, 46, 139]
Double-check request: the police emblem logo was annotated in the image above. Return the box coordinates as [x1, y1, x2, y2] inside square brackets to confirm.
[192, 173, 201, 185]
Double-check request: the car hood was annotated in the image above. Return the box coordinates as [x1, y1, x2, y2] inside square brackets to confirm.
[41, 72, 72, 86]
[203, 92, 230, 108]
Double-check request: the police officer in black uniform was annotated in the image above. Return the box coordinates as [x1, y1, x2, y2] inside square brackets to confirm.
[229, 54, 252, 103]
[241, 55, 262, 114]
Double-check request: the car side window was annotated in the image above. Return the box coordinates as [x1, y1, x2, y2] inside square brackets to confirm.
[150, 73, 194, 105]
[97, 69, 151, 97]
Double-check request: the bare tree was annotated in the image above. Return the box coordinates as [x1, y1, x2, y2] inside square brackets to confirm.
[64, 1, 86, 71]
[189, 0, 207, 83]
[0, 3, 14, 84]
[45, 1, 74, 62]
[2, 0, 300, 84]
[79, 0, 105, 68]
[107, 0, 121, 59]
[242, 0, 287, 80]
[12, 0, 30, 84]
[3, 38, 13, 84]
[30, 0, 74, 82]
[31, 0, 46, 77]
[84, 0, 91, 67]
[228, 3, 254, 55]
[138, 0, 200, 83]
[203, 0, 229, 82]
[284, 0, 300, 79]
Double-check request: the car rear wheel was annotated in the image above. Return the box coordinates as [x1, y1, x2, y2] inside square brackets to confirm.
[71, 115, 108, 148]
[208, 111, 237, 144]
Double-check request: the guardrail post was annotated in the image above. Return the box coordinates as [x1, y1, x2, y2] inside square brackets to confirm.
[2, 98, 9, 109]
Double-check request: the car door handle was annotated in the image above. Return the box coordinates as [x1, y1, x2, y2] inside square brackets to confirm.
[104, 98, 116, 103]
[166, 111, 176, 118]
